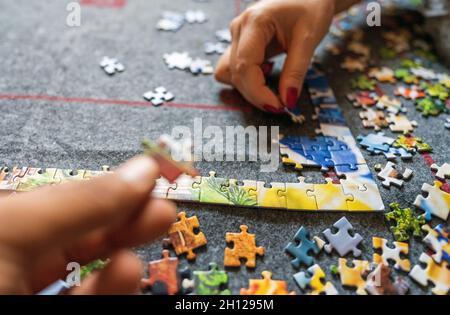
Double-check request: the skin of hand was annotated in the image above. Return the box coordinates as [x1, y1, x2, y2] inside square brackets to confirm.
[215, 0, 358, 113]
[0, 156, 177, 294]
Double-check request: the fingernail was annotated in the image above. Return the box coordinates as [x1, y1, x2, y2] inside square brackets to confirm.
[286, 87, 299, 110]
[263, 104, 284, 114]
[116, 156, 158, 190]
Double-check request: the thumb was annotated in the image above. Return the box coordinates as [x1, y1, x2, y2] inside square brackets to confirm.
[0, 155, 160, 253]
[278, 35, 316, 110]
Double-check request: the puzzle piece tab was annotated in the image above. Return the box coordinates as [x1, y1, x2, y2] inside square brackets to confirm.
[224, 225, 264, 268]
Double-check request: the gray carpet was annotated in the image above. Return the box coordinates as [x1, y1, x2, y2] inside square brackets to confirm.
[0, 0, 449, 295]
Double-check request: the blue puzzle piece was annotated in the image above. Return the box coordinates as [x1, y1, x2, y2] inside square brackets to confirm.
[305, 150, 334, 170]
[327, 149, 359, 170]
[357, 133, 395, 154]
[383, 147, 414, 160]
[285, 227, 320, 269]
[324, 137, 349, 151]
[316, 107, 347, 125]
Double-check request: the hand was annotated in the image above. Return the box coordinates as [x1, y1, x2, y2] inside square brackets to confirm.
[215, 0, 336, 113]
[0, 156, 176, 294]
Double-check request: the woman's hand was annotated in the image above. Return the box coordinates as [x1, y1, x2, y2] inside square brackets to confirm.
[215, 0, 336, 113]
[0, 156, 176, 294]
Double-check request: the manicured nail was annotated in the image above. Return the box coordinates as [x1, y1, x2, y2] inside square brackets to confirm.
[286, 87, 299, 110]
[116, 156, 158, 190]
[263, 104, 283, 114]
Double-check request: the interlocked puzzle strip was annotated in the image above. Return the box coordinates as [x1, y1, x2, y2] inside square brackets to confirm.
[284, 227, 320, 268]
[293, 264, 338, 295]
[372, 237, 410, 272]
[414, 181, 450, 221]
[193, 262, 231, 295]
[224, 225, 264, 268]
[141, 250, 179, 295]
[285, 177, 317, 210]
[165, 212, 207, 261]
[422, 224, 450, 264]
[240, 271, 295, 295]
[409, 253, 450, 295]
[307, 179, 354, 211]
[323, 217, 363, 257]
[333, 258, 370, 295]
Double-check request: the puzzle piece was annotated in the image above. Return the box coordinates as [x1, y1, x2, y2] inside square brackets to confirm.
[372, 237, 410, 272]
[393, 135, 432, 153]
[357, 133, 395, 154]
[191, 171, 232, 205]
[156, 11, 185, 31]
[193, 262, 231, 295]
[240, 271, 295, 295]
[163, 51, 192, 70]
[414, 181, 450, 221]
[215, 28, 231, 42]
[189, 58, 214, 75]
[152, 177, 176, 199]
[446, 118, 450, 130]
[346, 91, 378, 108]
[308, 179, 354, 211]
[409, 253, 450, 295]
[204, 42, 226, 55]
[293, 264, 338, 295]
[394, 68, 418, 84]
[340, 56, 366, 72]
[386, 114, 418, 133]
[256, 181, 287, 209]
[368, 67, 395, 83]
[375, 162, 413, 188]
[410, 66, 437, 81]
[422, 82, 449, 101]
[365, 264, 409, 295]
[285, 227, 320, 268]
[431, 163, 450, 180]
[359, 108, 389, 131]
[415, 98, 447, 116]
[185, 10, 207, 24]
[323, 216, 363, 257]
[99, 56, 125, 75]
[224, 225, 264, 268]
[165, 212, 207, 261]
[385, 202, 425, 241]
[383, 147, 413, 161]
[351, 75, 376, 91]
[141, 250, 179, 295]
[167, 174, 201, 201]
[332, 258, 370, 295]
[348, 41, 370, 58]
[394, 85, 426, 100]
[143, 86, 174, 106]
[375, 95, 405, 115]
[285, 177, 318, 210]
[422, 224, 450, 264]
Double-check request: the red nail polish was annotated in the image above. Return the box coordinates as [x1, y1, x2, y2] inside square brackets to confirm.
[261, 61, 274, 76]
[286, 87, 299, 110]
[263, 105, 283, 114]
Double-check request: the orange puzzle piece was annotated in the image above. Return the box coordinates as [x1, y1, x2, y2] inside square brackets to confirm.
[141, 250, 179, 295]
[224, 225, 265, 268]
[166, 212, 207, 260]
[240, 271, 296, 295]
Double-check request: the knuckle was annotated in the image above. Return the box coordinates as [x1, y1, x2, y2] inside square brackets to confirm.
[284, 68, 305, 82]
[246, 8, 271, 27]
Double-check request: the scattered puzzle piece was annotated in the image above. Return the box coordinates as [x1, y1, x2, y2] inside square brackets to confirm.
[376, 95, 405, 115]
[369, 67, 395, 83]
[393, 135, 432, 153]
[348, 41, 370, 58]
[357, 132, 395, 154]
[141, 250, 179, 295]
[99, 56, 125, 75]
[422, 224, 450, 264]
[224, 225, 264, 268]
[422, 83, 449, 101]
[285, 227, 320, 268]
[359, 108, 389, 131]
[385, 202, 425, 241]
[386, 114, 418, 133]
[347, 91, 378, 108]
[240, 271, 295, 295]
[431, 163, 450, 180]
[156, 11, 185, 31]
[189, 58, 214, 75]
[185, 10, 207, 24]
[394, 68, 418, 84]
[193, 262, 231, 295]
[351, 75, 376, 90]
[409, 253, 450, 295]
[165, 212, 207, 260]
[215, 28, 231, 43]
[333, 258, 370, 295]
[415, 98, 447, 116]
[143, 86, 174, 106]
[204, 42, 226, 55]
[414, 181, 450, 221]
[372, 237, 410, 272]
[365, 264, 409, 295]
[323, 217, 363, 257]
[375, 162, 413, 188]
[394, 85, 426, 100]
[293, 264, 338, 295]
[163, 51, 192, 70]
[341, 56, 366, 72]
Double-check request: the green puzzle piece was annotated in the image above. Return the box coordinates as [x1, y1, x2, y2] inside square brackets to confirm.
[385, 202, 425, 241]
[193, 262, 231, 295]
[393, 135, 432, 153]
[415, 98, 447, 116]
[394, 68, 418, 84]
[351, 75, 376, 91]
[421, 83, 449, 101]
